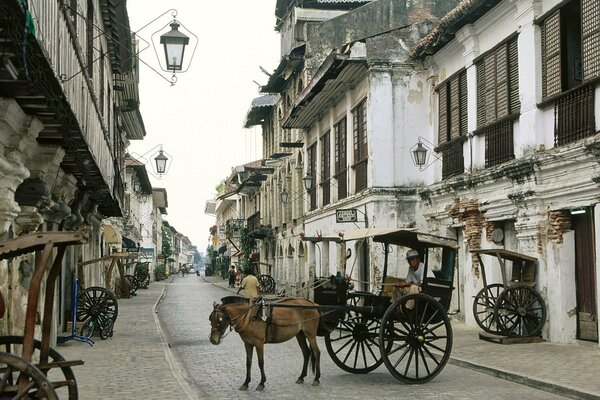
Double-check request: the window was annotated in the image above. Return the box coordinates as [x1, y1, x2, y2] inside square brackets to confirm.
[307, 144, 317, 211]
[86, 0, 94, 78]
[541, 0, 598, 144]
[476, 37, 519, 167]
[334, 117, 348, 200]
[437, 71, 467, 179]
[320, 131, 330, 206]
[352, 99, 368, 192]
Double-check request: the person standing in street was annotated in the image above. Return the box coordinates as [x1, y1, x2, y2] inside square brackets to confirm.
[228, 264, 236, 288]
[237, 268, 260, 301]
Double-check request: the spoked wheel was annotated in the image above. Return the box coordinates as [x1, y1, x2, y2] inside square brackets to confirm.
[0, 352, 58, 400]
[124, 275, 139, 295]
[379, 294, 453, 384]
[77, 286, 118, 325]
[494, 284, 547, 337]
[137, 273, 150, 289]
[0, 336, 77, 399]
[472, 284, 504, 334]
[258, 275, 275, 293]
[325, 294, 388, 373]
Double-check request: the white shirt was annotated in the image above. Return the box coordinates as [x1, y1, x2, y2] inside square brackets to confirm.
[406, 262, 425, 284]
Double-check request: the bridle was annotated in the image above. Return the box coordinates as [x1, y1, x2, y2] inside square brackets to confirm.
[210, 305, 232, 340]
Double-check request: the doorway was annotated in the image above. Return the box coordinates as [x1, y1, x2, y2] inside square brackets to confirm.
[572, 208, 598, 341]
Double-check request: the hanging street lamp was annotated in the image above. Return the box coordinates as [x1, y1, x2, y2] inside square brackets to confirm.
[159, 21, 190, 71]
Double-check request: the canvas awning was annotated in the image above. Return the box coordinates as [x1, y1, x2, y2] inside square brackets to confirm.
[102, 225, 122, 244]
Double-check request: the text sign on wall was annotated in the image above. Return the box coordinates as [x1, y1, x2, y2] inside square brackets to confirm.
[336, 208, 358, 223]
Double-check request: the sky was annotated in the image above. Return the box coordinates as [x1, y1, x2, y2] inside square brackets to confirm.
[126, 1, 280, 252]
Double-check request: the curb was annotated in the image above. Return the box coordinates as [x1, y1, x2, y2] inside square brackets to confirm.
[448, 358, 600, 400]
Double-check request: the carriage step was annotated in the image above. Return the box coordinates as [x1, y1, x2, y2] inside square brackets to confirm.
[478, 331, 542, 344]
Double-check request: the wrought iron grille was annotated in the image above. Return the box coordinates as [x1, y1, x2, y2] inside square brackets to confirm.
[441, 140, 464, 180]
[484, 120, 515, 167]
[555, 85, 596, 146]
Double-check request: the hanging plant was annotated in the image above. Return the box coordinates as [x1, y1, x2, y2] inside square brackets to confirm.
[239, 227, 256, 274]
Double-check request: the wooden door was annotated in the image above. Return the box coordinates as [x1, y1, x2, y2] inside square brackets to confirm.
[573, 210, 598, 341]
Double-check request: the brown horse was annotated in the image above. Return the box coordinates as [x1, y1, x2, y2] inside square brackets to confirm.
[209, 297, 321, 390]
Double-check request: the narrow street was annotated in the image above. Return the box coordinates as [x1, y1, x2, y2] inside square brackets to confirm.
[158, 275, 568, 400]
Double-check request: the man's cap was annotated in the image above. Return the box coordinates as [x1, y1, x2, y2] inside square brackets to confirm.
[406, 249, 419, 259]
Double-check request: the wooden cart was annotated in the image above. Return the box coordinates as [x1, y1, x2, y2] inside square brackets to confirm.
[471, 249, 547, 340]
[0, 231, 88, 399]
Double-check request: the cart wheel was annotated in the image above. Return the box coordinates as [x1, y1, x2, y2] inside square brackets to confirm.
[494, 284, 547, 337]
[77, 286, 119, 325]
[258, 275, 275, 293]
[379, 294, 453, 384]
[0, 336, 77, 399]
[473, 284, 504, 334]
[325, 295, 387, 374]
[138, 274, 150, 289]
[0, 352, 58, 400]
[124, 275, 138, 295]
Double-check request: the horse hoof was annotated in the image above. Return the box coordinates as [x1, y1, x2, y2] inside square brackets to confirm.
[239, 385, 248, 391]
[311, 380, 320, 387]
[296, 378, 304, 384]
[256, 385, 265, 391]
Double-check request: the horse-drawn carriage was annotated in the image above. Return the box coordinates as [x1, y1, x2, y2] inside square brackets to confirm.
[0, 231, 88, 399]
[211, 228, 459, 388]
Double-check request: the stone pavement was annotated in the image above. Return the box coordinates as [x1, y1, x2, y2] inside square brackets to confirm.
[57, 280, 195, 400]
[52, 274, 600, 400]
[205, 274, 600, 400]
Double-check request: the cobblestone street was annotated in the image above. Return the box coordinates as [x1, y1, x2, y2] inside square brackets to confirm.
[158, 275, 568, 400]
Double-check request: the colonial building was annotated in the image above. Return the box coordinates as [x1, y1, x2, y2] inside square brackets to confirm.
[243, 0, 599, 345]
[0, 0, 148, 339]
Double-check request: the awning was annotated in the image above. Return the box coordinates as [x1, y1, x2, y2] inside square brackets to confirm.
[102, 225, 122, 244]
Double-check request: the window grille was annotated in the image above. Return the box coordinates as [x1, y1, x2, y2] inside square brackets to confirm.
[484, 120, 515, 167]
[334, 118, 348, 200]
[555, 85, 596, 145]
[441, 140, 464, 180]
[352, 99, 368, 191]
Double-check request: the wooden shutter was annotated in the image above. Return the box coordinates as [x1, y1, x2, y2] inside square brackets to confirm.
[353, 107, 359, 161]
[582, 0, 600, 81]
[542, 10, 562, 98]
[449, 78, 461, 140]
[484, 53, 497, 124]
[360, 101, 368, 159]
[459, 72, 468, 136]
[476, 61, 486, 128]
[438, 84, 448, 144]
[496, 45, 509, 118]
[508, 38, 520, 115]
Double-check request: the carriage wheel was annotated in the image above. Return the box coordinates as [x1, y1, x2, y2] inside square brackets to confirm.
[138, 274, 150, 289]
[0, 336, 76, 399]
[494, 284, 546, 337]
[472, 284, 504, 334]
[124, 275, 139, 295]
[379, 294, 453, 384]
[258, 275, 275, 293]
[0, 352, 58, 400]
[325, 296, 386, 374]
[77, 286, 118, 325]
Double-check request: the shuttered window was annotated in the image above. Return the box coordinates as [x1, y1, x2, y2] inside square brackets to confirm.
[352, 99, 368, 192]
[582, 0, 600, 80]
[320, 131, 330, 206]
[307, 144, 317, 211]
[541, 10, 562, 98]
[476, 37, 520, 128]
[334, 118, 348, 200]
[437, 71, 467, 145]
[541, 0, 600, 98]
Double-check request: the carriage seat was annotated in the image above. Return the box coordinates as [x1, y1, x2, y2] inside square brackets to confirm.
[382, 276, 403, 297]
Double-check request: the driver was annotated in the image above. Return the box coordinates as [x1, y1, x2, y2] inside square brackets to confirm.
[394, 249, 424, 309]
[237, 268, 265, 321]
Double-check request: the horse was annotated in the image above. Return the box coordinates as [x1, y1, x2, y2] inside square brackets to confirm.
[209, 297, 321, 391]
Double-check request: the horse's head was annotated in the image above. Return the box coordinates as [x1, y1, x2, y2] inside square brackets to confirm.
[209, 302, 230, 345]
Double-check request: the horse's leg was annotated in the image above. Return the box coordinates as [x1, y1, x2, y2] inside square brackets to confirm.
[306, 335, 321, 386]
[255, 342, 266, 391]
[240, 343, 253, 390]
[295, 332, 310, 384]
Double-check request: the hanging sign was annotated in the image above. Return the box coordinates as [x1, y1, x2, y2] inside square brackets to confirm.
[336, 209, 358, 223]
